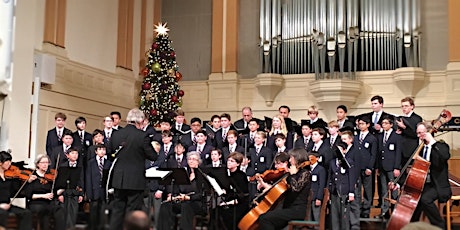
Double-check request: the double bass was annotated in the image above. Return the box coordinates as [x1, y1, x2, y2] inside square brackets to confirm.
[386, 109, 452, 229]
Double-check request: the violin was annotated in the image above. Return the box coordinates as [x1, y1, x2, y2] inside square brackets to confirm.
[38, 169, 57, 185]
[249, 168, 286, 183]
[4, 165, 34, 181]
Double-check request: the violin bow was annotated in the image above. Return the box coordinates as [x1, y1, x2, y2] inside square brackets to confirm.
[9, 168, 36, 206]
[50, 152, 61, 193]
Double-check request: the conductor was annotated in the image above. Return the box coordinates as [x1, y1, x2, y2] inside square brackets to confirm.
[109, 108, 158, 230]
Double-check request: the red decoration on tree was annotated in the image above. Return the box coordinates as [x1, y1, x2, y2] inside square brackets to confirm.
[175, 71, 183, 81]
[171, 95, 178, 102]
[150, 109, 157, 116]
[142, 68, 149, 76]
[178, 90, 185, 97]
[152, 43, 159, 49]
[142, 82, 151, 90]
[170, 51, 175, 58]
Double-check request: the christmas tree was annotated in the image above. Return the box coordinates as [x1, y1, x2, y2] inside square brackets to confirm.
[140, 22, 184, 126]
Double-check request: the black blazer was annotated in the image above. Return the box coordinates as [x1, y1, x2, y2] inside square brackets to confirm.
[266, 131, 294, 152]
[314, 142, 334, 170]
[377, 130, 402, 172]
[165, 155, 188, 168]
[328, 145, 360, 195]
[109, 124, 157, 190]
[294, 136, 314, 151]
[310, 164, 327, 201]
[426, 141, 452, 202]
[85, 157, 112, 201]
[221, 145, 245, 163]
[246, 146, 273, 176]
[353, 133, 378, 171]
[310, 118, 328, 133]
[188, 144, 214, 165]
[49, 145, 69, 169]
[358, 111, 395, 135]
[213, 127, 237, 150]
[398, 112, 423, 158]
[46, 127, 71, 156]
[72, 131, 92, 152]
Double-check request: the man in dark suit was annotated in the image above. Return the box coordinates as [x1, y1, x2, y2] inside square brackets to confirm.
[396, 97, 423, 166]
[46, 112, 71, 156]
[85, 144, 112, 230]
[409, 122, 452, 229]
[354, 116, 378, 218]
[376, 116, 402, 218]
[109, 108, 158, 230]
[234, 106, 265, 132]
[278, 105, 299, 129]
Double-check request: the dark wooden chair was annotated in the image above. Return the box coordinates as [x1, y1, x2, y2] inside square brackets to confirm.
[287, 188, 330, 230]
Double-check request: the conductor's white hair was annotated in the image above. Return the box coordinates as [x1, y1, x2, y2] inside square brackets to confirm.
[127, 108, 145, 124]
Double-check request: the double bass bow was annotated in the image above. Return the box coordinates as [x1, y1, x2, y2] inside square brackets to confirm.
[386, 109, 452, 229]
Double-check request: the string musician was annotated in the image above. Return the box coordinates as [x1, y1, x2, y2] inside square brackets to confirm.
[258, 148, 311, 230]
[157, 151, 210, 230]
[0, 150, 32, 230]
[24, 154, 65, 230]
[389, 121, 452, 229]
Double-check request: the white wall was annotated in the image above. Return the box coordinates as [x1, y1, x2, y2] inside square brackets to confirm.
[65, 0, 119, 73]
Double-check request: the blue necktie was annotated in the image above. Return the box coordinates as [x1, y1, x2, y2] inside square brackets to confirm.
[422, 145, 429, 159]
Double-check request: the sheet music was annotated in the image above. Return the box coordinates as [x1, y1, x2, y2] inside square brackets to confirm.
[206, 174, 225, 196]
[145, 167, 172, 179]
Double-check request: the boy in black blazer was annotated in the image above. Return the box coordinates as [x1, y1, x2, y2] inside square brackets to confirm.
[376, 116, 402, 218]
[86, 144, 112, 230]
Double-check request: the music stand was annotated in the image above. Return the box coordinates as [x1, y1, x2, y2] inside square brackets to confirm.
[199, 167, 232, 230]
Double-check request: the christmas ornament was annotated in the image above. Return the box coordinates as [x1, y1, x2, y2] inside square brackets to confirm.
[142, 68, 149, 76]
[152, 43, 159, 49]
[160, 84, 168, 90]
[168, 69, 175, 77]
[175, 71, 183, 81]
[171, 95, 178, 102]
[152, 63, 161, 73]
[178, 90, 185, 97]
[146, 93, 153, 100]
[142, 82, 151, 90]
[150, 109, 157, 116]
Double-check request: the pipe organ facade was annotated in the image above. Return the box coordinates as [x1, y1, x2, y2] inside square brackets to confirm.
[260, 0, 421, 79]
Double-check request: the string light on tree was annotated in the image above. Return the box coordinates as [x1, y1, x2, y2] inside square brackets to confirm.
[139, 22, 184, 126]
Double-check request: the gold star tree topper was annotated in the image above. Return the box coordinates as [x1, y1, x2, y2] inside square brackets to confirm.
[154, 22, 170, 36]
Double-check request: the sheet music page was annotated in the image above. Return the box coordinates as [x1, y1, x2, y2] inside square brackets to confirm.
[206, 175, 225, 196]
[145, 167, 171, 179]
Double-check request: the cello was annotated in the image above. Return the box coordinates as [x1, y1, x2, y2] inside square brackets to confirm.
[386, 109, 452, 229]
[238, 161, 310, 230]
